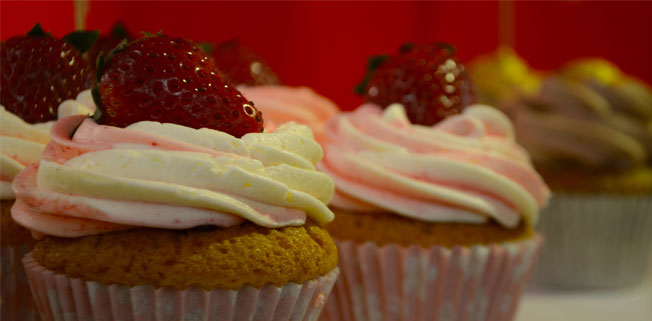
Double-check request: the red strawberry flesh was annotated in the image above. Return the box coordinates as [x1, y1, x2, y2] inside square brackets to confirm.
[211, 39, 281, 86]
[362, 43, 475, 125]
[1, 32, 94, 123]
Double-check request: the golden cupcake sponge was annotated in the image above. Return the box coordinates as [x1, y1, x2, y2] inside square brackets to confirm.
[326, 210, 533, 249]
[33, 221, 337, 290]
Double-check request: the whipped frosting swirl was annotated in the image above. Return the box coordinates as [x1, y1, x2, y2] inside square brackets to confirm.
[11, 95, 334, 238]
[238, 86, 339, 141]
[319, 104, 550, 227]
[1, 91, 95, 199]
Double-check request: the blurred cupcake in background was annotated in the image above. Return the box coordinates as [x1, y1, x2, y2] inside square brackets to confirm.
[207, 39, 339, 140]
[318, 43, 550, 321]
[469, 47, 542, 106]
[471, 52, 652, 289]
[1, 23, 98, 321]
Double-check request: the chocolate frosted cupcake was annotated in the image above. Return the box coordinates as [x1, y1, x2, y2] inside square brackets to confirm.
[495, 58, 652, 288]
[15, 34, 339, 321]
[317, 103, 549, 321]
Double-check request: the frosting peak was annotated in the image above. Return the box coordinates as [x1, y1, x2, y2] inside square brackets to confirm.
[319, 104, 549, 228]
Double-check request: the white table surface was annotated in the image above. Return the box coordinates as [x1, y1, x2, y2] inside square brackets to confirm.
[516, 275, 652, 321]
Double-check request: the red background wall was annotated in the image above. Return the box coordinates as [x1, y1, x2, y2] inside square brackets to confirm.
[2, 1, 651, 110]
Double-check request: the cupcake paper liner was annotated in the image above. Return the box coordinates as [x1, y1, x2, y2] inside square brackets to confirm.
[532, 194, 652, 289]
[2, 244, 40, 321]
[23, 253, 338, 321]
[320, 236, 542, 321]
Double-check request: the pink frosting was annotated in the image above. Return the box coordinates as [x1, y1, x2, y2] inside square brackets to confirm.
[319, 104, 550, 227]
[11, 116, 324, 238]
[238, 86, 339, 141]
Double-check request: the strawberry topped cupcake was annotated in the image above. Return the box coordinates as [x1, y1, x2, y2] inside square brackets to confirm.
[319, 43, 550, 321]
[16, 34, 339, 321]
[207, 39, 339, 140]
[1, 23, 98, 321]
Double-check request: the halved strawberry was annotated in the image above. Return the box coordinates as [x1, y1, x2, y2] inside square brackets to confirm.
[1, 23, 98, 123]
[93, 34, 264, 137]
[357, 42, 476, 125]
[205, 39, 281, 86]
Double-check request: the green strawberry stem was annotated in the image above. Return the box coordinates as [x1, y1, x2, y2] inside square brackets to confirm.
[354, 54, 388, 95]
[141, 30, 164, 38]
[111, 22, 129, 39]
[198, 42, 215, 55]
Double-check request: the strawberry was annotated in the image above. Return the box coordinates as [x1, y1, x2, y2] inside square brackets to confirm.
[1, 23, 98, 123]
[86, 22, 133, 74]
[93, 34, 264, 137]
[356, 42, 475, 125]
[206, 39, 281, 86]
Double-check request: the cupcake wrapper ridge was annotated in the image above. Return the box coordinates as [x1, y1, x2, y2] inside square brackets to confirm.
[532, 194, 652, 289]
[320, 236, 542, 321]
[2, 244, 40, 321]
[23, 253, 338, 321]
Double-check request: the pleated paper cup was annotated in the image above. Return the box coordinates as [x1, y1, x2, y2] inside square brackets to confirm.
[2, 244, 40, 321]
[23, 253, 338, 321]
[1, 199, 39, 321]
[532, 194, 652, 289]
[320, 236, 542, 321]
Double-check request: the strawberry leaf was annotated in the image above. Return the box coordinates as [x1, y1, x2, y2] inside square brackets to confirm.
[95, 52, 106, 83]
[91, 86, 103, 121]
[354, 54, 388, 95]
[96, 38, 128, 80]
[26, 23, 50, 37]
[63, 30, 100, 54]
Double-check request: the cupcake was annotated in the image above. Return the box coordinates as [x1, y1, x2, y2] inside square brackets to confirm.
[318, 43, 550, 321]
[1, 23, 98, 321]
[207, 39, 339, 140]
[469, 47, 542, 106]
[238, 86, 339, 141]
[14, 34, 338, 321]
[498, 59, 652, 288]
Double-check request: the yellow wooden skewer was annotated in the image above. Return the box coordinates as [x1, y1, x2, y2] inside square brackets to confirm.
[74, 0, 89, 30]
[498, 0, 515, 49]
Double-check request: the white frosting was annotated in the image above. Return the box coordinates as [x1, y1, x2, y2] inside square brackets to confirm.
[320, 104, 550, 227]
[36, 121, 334, 226]
[0, 91, 96, 200]
[13, 108, 335, 236]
